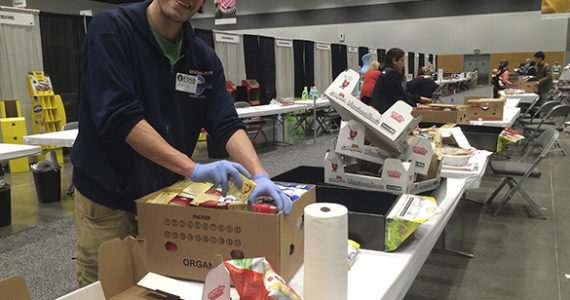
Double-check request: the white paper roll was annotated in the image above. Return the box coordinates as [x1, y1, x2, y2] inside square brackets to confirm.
[304, 202, 348, 300]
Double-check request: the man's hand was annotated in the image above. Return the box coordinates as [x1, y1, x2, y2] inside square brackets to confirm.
[247, 174, 293, 215]
[191, 161, 251, 196]
[420, 96, 433, 104]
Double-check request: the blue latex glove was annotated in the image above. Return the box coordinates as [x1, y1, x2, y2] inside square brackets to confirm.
[191, 161, 251, 196]
[248, 174, 293, 215]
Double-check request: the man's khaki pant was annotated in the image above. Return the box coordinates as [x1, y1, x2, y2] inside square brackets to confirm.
[74, 190, 137, 287]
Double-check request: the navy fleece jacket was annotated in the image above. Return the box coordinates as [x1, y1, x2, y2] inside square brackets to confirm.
[72, 1, 245, 211]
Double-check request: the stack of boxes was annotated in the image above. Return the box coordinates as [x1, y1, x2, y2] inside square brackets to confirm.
[323, 69, 442, 195]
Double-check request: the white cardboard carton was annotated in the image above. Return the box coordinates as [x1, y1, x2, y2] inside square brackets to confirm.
[335, 120, 435, 176]
[324, 69, 421, 154]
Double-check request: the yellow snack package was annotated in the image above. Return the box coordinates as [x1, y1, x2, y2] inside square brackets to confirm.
[165, 178, 193, 193]
[148, 192, 178, 205]
[182, 182, 213, 197]
[228, 173, 256, 204]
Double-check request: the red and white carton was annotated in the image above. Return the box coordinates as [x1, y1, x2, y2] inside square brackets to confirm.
[324, 69, 421, 154]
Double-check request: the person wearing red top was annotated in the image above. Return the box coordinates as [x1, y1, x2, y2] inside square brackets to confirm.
[360, 60, 381, 105]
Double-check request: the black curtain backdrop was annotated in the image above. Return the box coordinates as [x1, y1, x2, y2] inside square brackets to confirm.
[303, 40, 315, 90]
[408, 52, 415, 78]
[259, 36, 276, 103]
[194, 28, 214, 49]
[378, 49, 386, 64]
[243, 34, 261, 80]
[40, 12, 89, 123]
[428, 54, 434, 64]
[418, 53, 425, 69]
[358, 46, 368, 67]
[331, 43, 347, 79]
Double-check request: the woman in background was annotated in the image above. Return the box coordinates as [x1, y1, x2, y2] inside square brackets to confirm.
[360, 60, 381, 105]
[493, 60, 512, 98]
[370, 48, 432, 113]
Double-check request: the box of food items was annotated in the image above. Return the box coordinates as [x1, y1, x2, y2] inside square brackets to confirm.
[136, 176, 315, 282]
[411, 104, 471, 125]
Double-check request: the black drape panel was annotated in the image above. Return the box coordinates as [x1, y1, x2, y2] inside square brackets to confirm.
[243, 34, 276, 104]
[243, 34, 261, 80]
[293, 40, 306, 98]
[195, 28, 214, 49]
[358, 47, 369, 67]
[418, 53, 425, 69]
[304, 40, 315, 89]
[378, 49, 386, 64]
[40, 12, 88, 123]
[331, 43, 347, 79]
[428, 54, 434, 64]
[259, 36, 276, 103]
[435, 55, 438, 70]
[408, 52, 415, 77]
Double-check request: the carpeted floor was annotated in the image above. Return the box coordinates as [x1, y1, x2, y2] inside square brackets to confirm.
[0, 216, 78, 299]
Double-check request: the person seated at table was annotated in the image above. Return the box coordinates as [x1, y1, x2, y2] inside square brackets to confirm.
[360, 60, 381, 105]
[370, 48, 432, 113]
[552, 61, 562, 74]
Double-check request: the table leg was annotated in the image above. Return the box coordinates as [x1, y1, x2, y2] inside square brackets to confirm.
[435, 228, 474, 258]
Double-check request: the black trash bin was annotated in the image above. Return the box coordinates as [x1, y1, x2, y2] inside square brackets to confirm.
[0, 181, 11, 227]
[32, 162, 61, 203]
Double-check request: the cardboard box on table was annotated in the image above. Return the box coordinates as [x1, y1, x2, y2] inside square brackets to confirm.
[335, 120, 437, 176]
[512, 79, 538, 93]
[466, 98, 504, 121]
[324, 69, 421, 155]
[411, 104, 471, 125]
[136, 185, 315, 282]
[324, 151, 441, 194]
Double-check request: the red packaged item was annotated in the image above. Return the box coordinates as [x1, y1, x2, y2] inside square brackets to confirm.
[223, 257, 302, 300]
[199, 200, 229, 209]
[250, 203, 278, 214]
[169, 196, 192, 206]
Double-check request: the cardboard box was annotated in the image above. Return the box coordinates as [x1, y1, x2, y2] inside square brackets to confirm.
[412, 104, 471, 125]
[466, 98, 504, 121]
[335, 120, 436, 176]
[512, 79, 538, 93]
[0, 275, 32, 300]
[325, 69, 421, 154]
[136, 185, 315, 282]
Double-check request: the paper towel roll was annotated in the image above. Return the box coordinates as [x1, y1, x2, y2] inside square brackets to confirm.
[304, 202, 348, 300]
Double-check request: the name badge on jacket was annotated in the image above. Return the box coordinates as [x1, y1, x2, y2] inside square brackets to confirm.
[175, 73, 212, 95]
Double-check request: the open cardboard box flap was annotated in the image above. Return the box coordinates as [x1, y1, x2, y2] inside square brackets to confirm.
[99, 236, 149, 299]
[0, 275, 32, 300]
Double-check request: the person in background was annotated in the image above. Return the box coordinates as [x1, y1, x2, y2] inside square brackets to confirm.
[493, 60, 512, 98]
[370, 48, 432, 114]
[72, 0, 291, 287]
[360, 60, 381, 105]
[532, 51, 553, 105]
[552, 61, 562, 74]
[520, 58, 531, 74]
[525, 61, 537, 76]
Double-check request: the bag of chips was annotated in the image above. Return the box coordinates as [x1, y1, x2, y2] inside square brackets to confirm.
[223, 257, 302, 300]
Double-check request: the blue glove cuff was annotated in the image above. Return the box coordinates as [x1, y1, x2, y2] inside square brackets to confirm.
[253, 173, 269, 181]
[190, 163, 201, 181]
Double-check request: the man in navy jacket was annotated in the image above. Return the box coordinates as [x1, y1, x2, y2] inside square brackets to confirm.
[72, 0, 291, 286]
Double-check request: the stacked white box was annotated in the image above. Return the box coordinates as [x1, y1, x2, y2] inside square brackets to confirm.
[324, 70, 441, 194]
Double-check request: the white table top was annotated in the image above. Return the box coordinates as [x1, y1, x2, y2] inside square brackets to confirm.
[470, 107, 520, 128]
[0, 143, 42, 161]
[23, 129, 78, 148]
[236, 104, 307, 118]
[295, 99, 331, 109]
[441, 150, 492, 189]
[164, 178, 467, 300]
[505, 98, 521, 108]
[501, 92, 539, 104]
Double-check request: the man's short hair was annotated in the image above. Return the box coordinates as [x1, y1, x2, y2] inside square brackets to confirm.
[534, 51, 545, 60]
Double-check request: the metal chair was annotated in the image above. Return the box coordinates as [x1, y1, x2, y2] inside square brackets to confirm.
[517, 100, 558, 126]
[234, 101, 268, 143]
[523, 104, 570, 156]
[485, 128, 559, 218]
